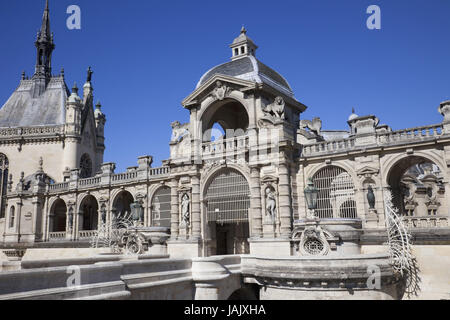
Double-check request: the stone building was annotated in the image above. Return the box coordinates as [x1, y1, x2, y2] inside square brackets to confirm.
[0, 1, 449, 300]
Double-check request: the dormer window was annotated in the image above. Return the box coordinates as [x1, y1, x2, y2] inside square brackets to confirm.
[234, 48, 239, 56]
[241, 46, 245, 54]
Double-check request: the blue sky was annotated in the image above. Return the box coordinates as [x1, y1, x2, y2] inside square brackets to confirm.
[0, 0, 449, 172]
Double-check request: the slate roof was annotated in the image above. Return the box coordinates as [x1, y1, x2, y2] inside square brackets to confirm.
[0, 76, 69, 128]
[196, 56, 294, 97]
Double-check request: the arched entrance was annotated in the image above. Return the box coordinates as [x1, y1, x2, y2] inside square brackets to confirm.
[205, 168, 250, 255]
[50, 199, 67, 232]
[387, 156, 445, 216]
[112, 191, 134, 219]
[201, 98, 249, 142]
[79, 195, 98, 231]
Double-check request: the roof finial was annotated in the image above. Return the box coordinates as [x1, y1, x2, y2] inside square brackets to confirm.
[21, 71, 25, 80]
[96, 101, 102, 109]
[72, 82, 78, 94]
[352, 108, 355, 114]
[45, 0, 49, 11]
[240, 26, 247, 35]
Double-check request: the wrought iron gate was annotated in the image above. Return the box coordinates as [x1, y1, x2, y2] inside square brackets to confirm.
[206, 170, 250, 223]
[313, 166, 357, 219]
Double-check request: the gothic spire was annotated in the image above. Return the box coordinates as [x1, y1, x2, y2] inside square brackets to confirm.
[34, 0, 55, 78]
[38, 0, 52, 43]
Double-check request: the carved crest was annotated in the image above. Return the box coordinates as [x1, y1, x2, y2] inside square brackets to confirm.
[212, 81, 231, 101]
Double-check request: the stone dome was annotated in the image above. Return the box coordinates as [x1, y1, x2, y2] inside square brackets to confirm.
[196, 56, 294, 97]
[196, 29, 294, 97]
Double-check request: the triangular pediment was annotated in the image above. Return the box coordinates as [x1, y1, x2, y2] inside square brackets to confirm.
[182, 74, 257, 108]
[356, 166, 379, 177]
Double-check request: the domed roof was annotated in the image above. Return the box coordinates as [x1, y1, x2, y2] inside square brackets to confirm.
[348, 108, 359, 121]
[196, 28, 294, 97]
[196, 55, 294, 97]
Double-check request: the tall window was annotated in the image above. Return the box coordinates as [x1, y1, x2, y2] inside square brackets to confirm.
[151, 187, 171, 227]
[9, 206, 15, 228]
[80, 154, 93, 178]
[313, 166, 357, 219]
[0, 154, 9, 219]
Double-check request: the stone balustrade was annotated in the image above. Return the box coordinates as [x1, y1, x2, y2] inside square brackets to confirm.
[48, 182, 69, 192]
[78, 230, 97, 239]
[79, 177, 101, 188]
[112, 171, 138, 184]
[48, 232, 66, 240]
[302, 124, 445, 157]
[202, 136, 249, 157]
[378, 124, 443, 145]
[302, 138, 356, 157]
[47, 166, 170, 194]
[402, 215, 449, 229]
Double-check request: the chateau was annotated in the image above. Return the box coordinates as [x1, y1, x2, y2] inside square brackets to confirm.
[0, 1, 449, 300]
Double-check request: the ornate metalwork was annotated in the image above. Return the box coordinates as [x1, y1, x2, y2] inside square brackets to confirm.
[206, 169, 250, 223]
[313, 166, 357, 219]
[384, 190, 421, 298]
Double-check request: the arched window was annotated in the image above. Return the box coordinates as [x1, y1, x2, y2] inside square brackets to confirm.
[313, 166, 357, 219]
[0, 154, 9, 219]
[151, 187, 171, 227]
[80, 154, 93, 178]
[9, 206, 15, 228]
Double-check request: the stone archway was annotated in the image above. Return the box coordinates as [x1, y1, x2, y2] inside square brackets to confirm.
[386, 155, 445, 216]
[79, 195, 98, 231]
[50, 199, 67, 232]
[201, 98, 249, 142]
[112, 190, 134, 219]
[204, 168, 250, 255]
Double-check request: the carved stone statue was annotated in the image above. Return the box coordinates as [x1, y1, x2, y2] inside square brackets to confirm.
[263, 96, 285, 120]
[300, 117, 322, 136]
[367, 185, 376, 210]
[265, 187, 277, 218]
[181, 193, 190, 226]
[87, 66, 93, 82]
[171, 121, 190, 144]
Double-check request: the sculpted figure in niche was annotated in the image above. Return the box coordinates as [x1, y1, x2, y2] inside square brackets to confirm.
[181, 193, 190, 226]
[265, 187, 277, 218]
[367, 185, 376, 210]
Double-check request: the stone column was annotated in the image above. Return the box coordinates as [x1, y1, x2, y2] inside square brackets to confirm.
[191, 175, 201, 239]
[250, 166, 262, 238]
[170, 179, 179, 240]
[279, 162, 292, 238]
